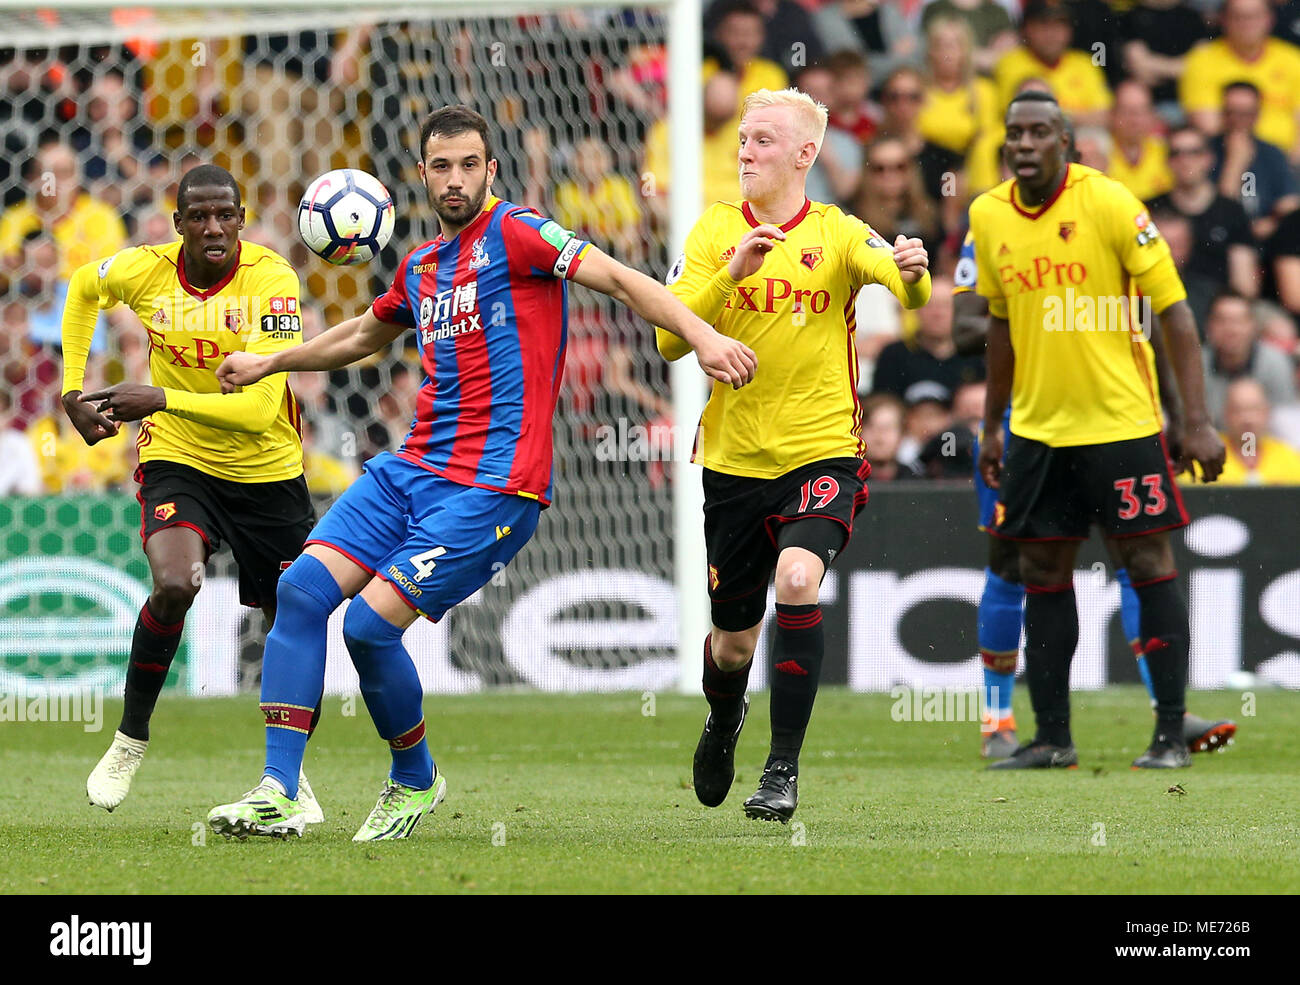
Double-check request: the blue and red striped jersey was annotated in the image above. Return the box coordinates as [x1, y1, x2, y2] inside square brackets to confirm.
[371, 196, 592, 505]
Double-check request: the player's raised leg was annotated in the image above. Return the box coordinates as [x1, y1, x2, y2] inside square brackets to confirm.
[87, 525, 204, 811]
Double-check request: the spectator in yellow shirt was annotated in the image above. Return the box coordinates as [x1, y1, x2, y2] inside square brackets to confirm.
[705, 0, 788, 124]
[1108, 80, 1174, 202]
[553, 137, 645, 264]
[0, 139, 126, 284]
[919, 15, 1002, 196]
[27, 393, 132, 495]
[1209, 377, 1300, 485]
[1180, 0, 1300, 160]
[642, 69, 743, 214]
[993, 0, 1112, 127]
[301, 417, 359, 497]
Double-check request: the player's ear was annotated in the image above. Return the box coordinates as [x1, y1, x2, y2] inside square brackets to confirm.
[238, 206, 246, 230]
[486, 157, 498, 188]
[172, 211, 182, 236]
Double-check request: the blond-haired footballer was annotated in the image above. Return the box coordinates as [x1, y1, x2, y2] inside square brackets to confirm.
[658, 87, 931, 821]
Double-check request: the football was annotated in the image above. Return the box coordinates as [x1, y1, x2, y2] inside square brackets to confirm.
[297, 168, 395, 265]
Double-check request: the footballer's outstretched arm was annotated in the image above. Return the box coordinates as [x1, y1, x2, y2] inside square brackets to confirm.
[217, 310, 406, 389]
[572, 245, 757, 388]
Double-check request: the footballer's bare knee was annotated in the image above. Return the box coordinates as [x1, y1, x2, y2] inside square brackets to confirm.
[711, 624, 760, 671]
[303, 542, 373, 598]
[988, 534, 1021, 584]
[1113, 532, 1175, 584]
[774, 547, 823, 606]
[1018, 540, 1077, 589]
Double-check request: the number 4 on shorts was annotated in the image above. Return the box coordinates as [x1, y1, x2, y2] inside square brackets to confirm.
[409, 546, 447, 582]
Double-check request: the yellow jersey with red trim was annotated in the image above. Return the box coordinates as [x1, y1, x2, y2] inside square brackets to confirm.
[969, 164, 1187, 448]
[1180, 37, 1300, 153]
[61, 241, 305, 482]
[657, 198, 931, 479]
[993, 46, 1113, 117]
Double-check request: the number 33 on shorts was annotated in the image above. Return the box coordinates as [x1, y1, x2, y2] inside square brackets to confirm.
[1113, 473, 1168, 520]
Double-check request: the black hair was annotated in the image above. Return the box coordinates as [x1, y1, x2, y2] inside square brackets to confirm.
[1005, 90, 1065, 131]
[1223, 80, 1262, 102]
[176, 164, 241, 212]
[707, 0, 763, 26]
[1007, 90, 1061, 110]
[418, 105, 494, 163]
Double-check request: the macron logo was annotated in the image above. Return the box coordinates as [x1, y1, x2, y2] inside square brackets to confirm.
[49, 915, 151, 966]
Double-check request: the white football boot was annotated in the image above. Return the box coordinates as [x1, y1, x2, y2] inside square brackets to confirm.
[86, 730, 149, 811]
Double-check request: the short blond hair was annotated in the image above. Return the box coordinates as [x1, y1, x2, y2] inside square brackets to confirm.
[741, 87, 829, 154]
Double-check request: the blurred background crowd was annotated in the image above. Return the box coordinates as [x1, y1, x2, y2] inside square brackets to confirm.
[4, 0, 1300, 503]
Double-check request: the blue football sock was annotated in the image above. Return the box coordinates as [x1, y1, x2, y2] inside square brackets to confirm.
[1116, 568, 1156, 705]
[261, 554, 343, 799]
[343, 596, 434, 790]
[979, 568, 1023, 728]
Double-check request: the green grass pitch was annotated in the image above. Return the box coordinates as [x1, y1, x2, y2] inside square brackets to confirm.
[2, 687, 1297, 894]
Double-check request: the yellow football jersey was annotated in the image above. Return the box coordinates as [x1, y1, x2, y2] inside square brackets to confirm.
[1180, 38, 1300, 153]
[61, 241, 305, 482]
[1206, 434, 1300, 486]
[970, 164, 1187, 448]
[993, 47, 1113, 117]
[1108, 138, 1174, 203]
[657, 199, 931, 479]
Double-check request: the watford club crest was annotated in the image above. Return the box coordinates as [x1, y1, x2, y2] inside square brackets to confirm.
[1058, 221, 1076, 243]
[708, 564, 720, 591]
[801, 247, 824, 271]
[154, 502, 177, 522]
[224, 308, 244, 331]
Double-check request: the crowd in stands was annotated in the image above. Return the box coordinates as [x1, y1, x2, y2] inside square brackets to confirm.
[3, 0, 1300, 499]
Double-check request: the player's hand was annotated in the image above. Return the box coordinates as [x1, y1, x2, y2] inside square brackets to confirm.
[1164, 419, 1187, 475]
[79, 384, 165, 425]
[695, 329, 757, 389]
[1180, 424, 1226, 483]
[216, 351, 271, 391]
[893, 234, 929, 284]
[728, 224, 785, 281]
[978, 427, 1003, 489]
[61, 390, 119, 445]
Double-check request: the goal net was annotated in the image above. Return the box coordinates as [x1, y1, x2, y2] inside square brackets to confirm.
[0, 0, 707, 696]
